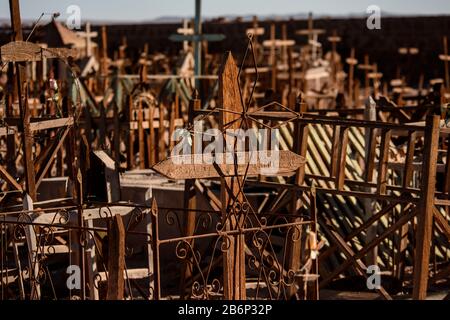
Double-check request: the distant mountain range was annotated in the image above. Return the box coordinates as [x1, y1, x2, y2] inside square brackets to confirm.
[0, 11, 447, 26]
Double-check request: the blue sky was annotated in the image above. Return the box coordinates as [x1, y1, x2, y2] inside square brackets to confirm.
[1, 0, 450, 22]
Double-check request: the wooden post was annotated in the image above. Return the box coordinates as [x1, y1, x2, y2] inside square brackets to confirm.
[377, 129, 392, 195]
[271, 54, 278, 93]
[281, 23, 288, 66]
[443, 36, 449, 91]
[138, 99, 146, 169]
[346, 48, 357, 107]
[309, 187, 319, 300]
[218, 52, 246, 300]
[169, 98, 176, 151]
[110, 52, 121, 168]
[287, 94, 310, 298]
[8, 0, 22, 42]
[65, 80, 86, 299]
[83, 104, 93, 148]
[269, 23, 276, 67]
[287, 47, 295, 99]
[113, 101, 121, 167]
[5, 87, 16, 178]
[99, 100, 107, 147]
[76, 172, 86, 300]
[19, 51, 37, 201]
[328, 30, 341, 84]
[150, 198, 160, 300]
[147, 104, 156, 166]
[364, 97, 378, 266]
[101, 25, 109, 91]
[194, 0, 202, 88]
[86, 218, 99, 300]
[413, 115, 440, 300]
[395, 131, 417, 279]
[158, 103, 166, 161]
[364, 55, 370, 97]
[179, 90, 200, 298]
[374, 128, 392, 267]
[139, 43, 149, 84]
[445, 136, 450, 215]
[9, 0, 37, 200]
[270, 23, 277, 91]
[23, 194, 40, 299]
[143, 192, 154, 299]
[335, 127, 349, 190]
[359, 54, 372, 98]
[330, 125, 341, 177]
[126, 96, 135, 169]
[106, 214, 126, 300]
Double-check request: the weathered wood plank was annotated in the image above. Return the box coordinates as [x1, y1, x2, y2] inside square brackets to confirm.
[153, 150, 305, 180]
[219, 52, 245, 300]
[29, 117, 74, 132]
[330, 125, 341, 177]
[335, 127, 349, 190]
[1, 41, 78, 63]
[377, 129, 392, 194]
[0, 164, 22, 191]
[413, 115, 440, 300]
[106, 215, 125, 300]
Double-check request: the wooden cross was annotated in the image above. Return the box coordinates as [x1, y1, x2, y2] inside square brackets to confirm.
[368, 63, 383, 98]
[176, 19, 194, 52]
[77, 22, 98, 56]
[346, 48, 358, 106]
[439, 36, 450, 90]
[296, 12, 325, 62]
[327, 29, 341, 82]
[218, 52, 246, 300]
[357, 54, 375, 98]
[246, 16, 264, 38]
[398, 46, 418, 84]
[153, 53, 305, 299]
[262, 23, 295, 65]
[169, 0, 225, 87]
[245, 16, 264, 55]
[262, 23, 295, 90]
